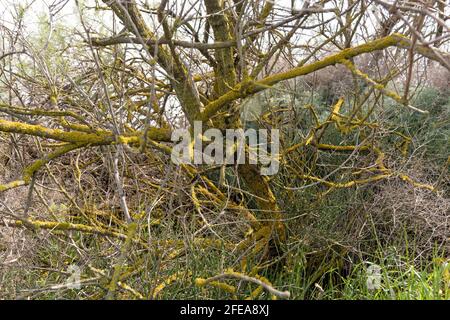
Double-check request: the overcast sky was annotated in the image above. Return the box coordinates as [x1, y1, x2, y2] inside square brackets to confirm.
[0, 0, 302, 32]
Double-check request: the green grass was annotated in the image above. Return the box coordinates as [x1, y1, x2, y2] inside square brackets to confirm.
[5, 242, 448, 300]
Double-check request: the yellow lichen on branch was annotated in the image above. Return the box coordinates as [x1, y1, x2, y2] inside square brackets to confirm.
[0, 143, 83, 192]
[200, 33, 449, 122]
[339, 59, 429, 114]
[0, 180, 26, 192]
[296, 173, 392, 188]
[0, 119, 172, 144]
[152, 271, 193, 299]
[0, 118, 173, 193]
[195, 269, 290, 299]
[399, 174, 435, 191]
[1, 219, 127, 239]
[200, 33, 408, 121]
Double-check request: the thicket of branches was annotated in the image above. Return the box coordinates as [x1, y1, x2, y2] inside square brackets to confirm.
[0, 0, 449, 299]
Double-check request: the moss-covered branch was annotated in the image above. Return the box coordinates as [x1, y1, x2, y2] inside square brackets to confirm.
[0, 219, 127, 239]
[0, 119, 172, 144]
[0, 143, 83, 192]
[204, 0, 237, 97]
[195, 268, 291, 299]
[200, 33, 447, 121]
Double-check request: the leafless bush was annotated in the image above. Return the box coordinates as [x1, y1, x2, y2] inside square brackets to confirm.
[427, 62, 450, 91]
[366, 179, 449, 259]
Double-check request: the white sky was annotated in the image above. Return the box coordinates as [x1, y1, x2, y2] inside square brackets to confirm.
[0, 0, 303, 34]
[0, 0, 77, 30]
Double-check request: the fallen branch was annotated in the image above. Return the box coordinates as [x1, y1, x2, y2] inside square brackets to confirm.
[195, 269, 291, 299]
